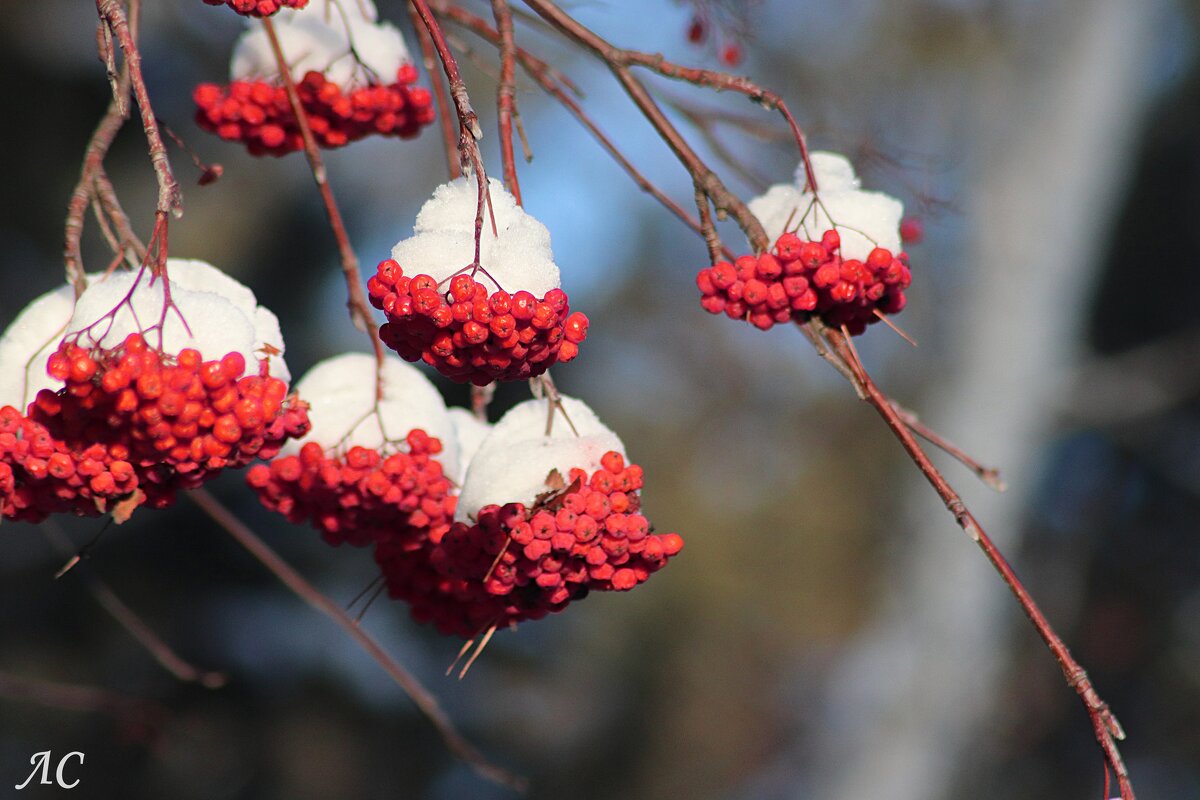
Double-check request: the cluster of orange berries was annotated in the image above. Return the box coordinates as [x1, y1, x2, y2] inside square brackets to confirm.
[375, 451, 683, 638]
[194, 66, 434, 156]
[368, 260, 589, 386]
[246, 429, 455, 549]
[201, 0, 307, 17]
[696, 229, 912, 335]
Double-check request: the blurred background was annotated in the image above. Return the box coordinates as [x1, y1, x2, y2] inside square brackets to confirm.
[2, 0, 1199, 797]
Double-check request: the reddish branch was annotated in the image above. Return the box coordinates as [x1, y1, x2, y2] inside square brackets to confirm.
[432, 0, 732, 259]
[491, 0, 523, 204]
[0, 670, 164, 732]
[189, 488, 527, 792]
[259, 17, 387, 393]
[521, 0, 781, 253]
[821, 325, 1133, 799]
[95, 0, 182, 225]
[409, 5, 460, 179]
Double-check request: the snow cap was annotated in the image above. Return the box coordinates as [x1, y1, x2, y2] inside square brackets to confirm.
[66, 259, 290, 382]
[455, 395, 625, 522]
[749, 150, 903, 261]
[447, 407, 491, 484]
[284, 352, 460, 478]
[390, 177, 561, 297]
[0, 283, 77, 412]
[231, 0, 412, 87]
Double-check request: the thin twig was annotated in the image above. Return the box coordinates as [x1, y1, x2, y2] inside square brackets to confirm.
[260, 16, 387, 399]
[41, 524, 226, 688]
[492, 0, 523, 204]
[188, 488, 526, 792]
[409, 4, 460, 179]
[0, 670, 164, 732]
[820, 324, 1134, 800]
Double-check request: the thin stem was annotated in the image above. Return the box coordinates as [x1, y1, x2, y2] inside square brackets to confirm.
[409, 3, 460, 179]
[409, 0, 496, 265]
[188, 488, 527, 792]
[889, 401, 1006, 491]
[0, 670, 164, 731]
[434, 0, 733, 259]
[95, 0, 182, 224]
[520, 0, 776, 250]
[492, 0, 523, 204]
[43, 523, 226, 687]
[821, 325, 1134, 800]
[260, 16, 386, 398]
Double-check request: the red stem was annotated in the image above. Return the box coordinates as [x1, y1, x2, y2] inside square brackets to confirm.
[188, 488, 527, 792]
[822, 326, 1134, 800]
[259, 16, 387, 398]
[491, 0, 523, 205]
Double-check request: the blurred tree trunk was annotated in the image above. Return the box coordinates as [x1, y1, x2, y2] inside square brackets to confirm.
[815, 1, 1159, 798]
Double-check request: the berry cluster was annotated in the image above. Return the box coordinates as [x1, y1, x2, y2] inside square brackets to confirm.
[193, 66, 434, 156]
[696, 229, 911, 335]
[201, 0, 308, 17]
[0, 333, 309, 522]
[246, 429, 455, 549]
[368, 260, 589, 386]
[376, 451, 683, 638]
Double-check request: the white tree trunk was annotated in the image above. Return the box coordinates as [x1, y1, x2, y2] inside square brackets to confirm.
[814, 1, 1158, 797]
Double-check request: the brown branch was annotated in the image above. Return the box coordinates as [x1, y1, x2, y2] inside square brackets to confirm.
[409, 0, 496, 266]
[889, 402, 1006, 491]
[520, 0, 770, 251]
[409, 4, 460, 179]
[260, 16, 387, 397]
[95, 0, 182, 224]
[41, 524, 226, 688]
[492, 0, 523, 204]
[433, 0, 732, 260]
[820, 324, 1134, 800]
[0, 670, 164, 733]
[188, 488, 526, 792]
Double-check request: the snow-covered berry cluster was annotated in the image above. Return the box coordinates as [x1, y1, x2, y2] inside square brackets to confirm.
[247, 353, 461, 549]
[371, 178, 589, 385]
[374, 396, 682, 638]
[697, 229, 911, 334]
[194, 67, 433, 156]
[195, 0, 433, 155]
[201, 0, 308, 18]
[0, 261, 305, 521]
[395, 452, 683, 638]
[706, 150, 912, 335]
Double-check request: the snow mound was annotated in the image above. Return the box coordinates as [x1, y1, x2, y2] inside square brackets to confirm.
[66, 259, 290, 382]
[232, 0, 412, 87]
[284, 352, 460, 478]
[749, 150, 903, 261]
[390, 177, 561, 297]
[0, 283, 77, 412]
[447, 407, 491, 484]
[455, 396, 625, 522]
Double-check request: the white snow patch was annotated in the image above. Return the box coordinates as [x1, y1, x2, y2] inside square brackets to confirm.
[65, 259, 290, 382]
[446, 407, 491, 484]
[231, 0, 412, 88]
[0, 283, 77, 412]
[284, 352, 460, 478]
[455, 396, 625, 522]
[390, 177, 561, 297]
[749, 150, 903, 261]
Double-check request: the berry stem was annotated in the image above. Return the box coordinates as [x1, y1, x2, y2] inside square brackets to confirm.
[491, 0, 523, 205]
[820, 325, 1135, 800]
[259, 15, 387, 399]
[408, 0, 497, 266]
[188, 488, 528, 793]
